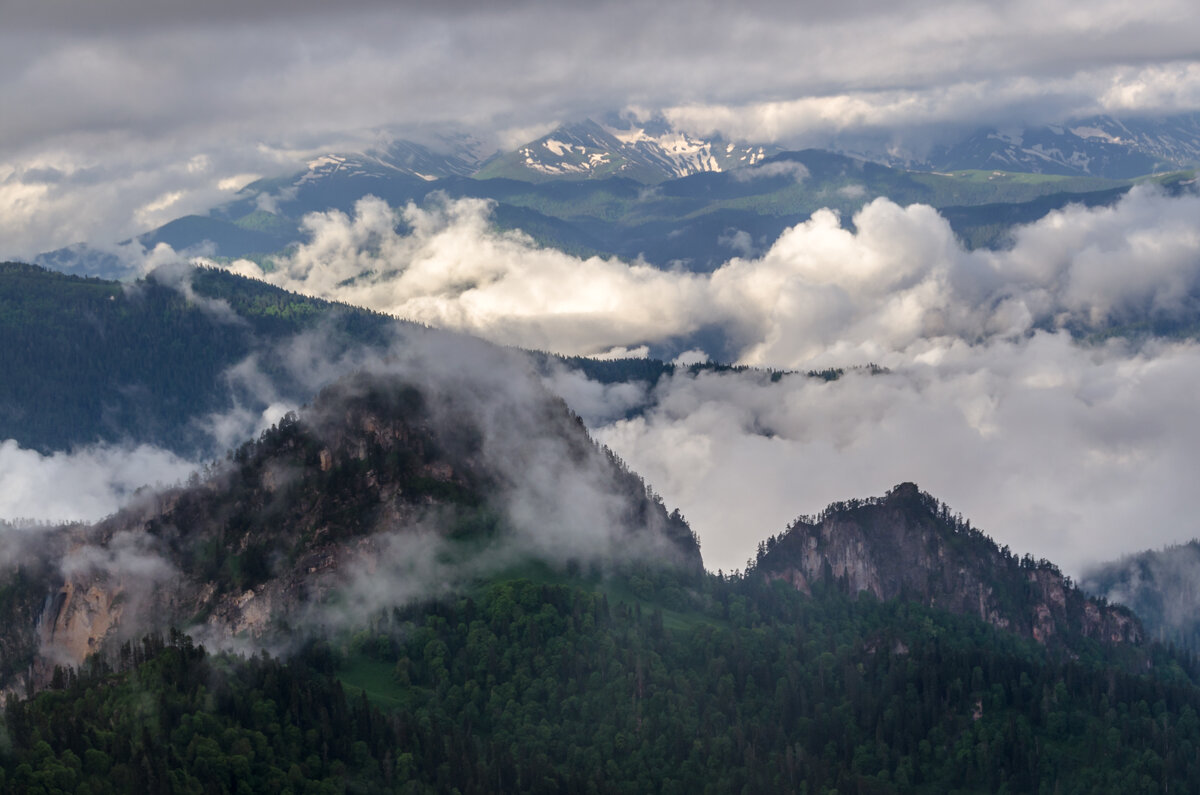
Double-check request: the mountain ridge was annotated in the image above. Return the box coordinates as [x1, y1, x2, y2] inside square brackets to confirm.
[1, 366, 702, 694]
[27, 111, 1200, 281]
[474, 117, 776, 183]
[757, 482, 1142, 650]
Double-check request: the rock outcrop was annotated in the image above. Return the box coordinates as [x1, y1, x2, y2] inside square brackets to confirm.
[757, 483, 1142, 648]
[0, 369, 702, 691]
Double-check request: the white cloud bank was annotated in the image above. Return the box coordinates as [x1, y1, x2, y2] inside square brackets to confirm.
[0, 381, 293, 531]
[9, 184, 1200, 581]
[0, 441, 196, 524]
[226, 185, 1200, 369]
[589, 334, 1200, 576]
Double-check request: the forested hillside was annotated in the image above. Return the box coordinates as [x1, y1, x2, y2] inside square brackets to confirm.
[0, 263, 397, 454]
[0, 263, 822, 456]
[5, 572, 1200, 794]
[4, 344, 1199, 791]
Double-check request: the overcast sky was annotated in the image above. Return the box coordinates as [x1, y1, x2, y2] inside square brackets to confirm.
[3, 0, 1200, 255]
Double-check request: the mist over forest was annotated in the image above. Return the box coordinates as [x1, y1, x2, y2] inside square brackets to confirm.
[4, 0, 1200, 790]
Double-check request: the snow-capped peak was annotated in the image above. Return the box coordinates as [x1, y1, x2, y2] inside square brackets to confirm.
[477, 116, 778, 182]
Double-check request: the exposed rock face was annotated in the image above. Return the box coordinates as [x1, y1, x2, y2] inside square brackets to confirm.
[758, 483, 1142, 648]
[0, 370, 702, 689]
[42, 581, 122, 664]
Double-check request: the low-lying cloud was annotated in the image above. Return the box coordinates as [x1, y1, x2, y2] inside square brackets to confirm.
[733, 160, 810, 182]
[225, 185, 1200, 369]
[10, 183, 1200, 587]
[0, 440, 196, 524]
[582, 333, 1200, 576]
[197, 186, 1200, 578]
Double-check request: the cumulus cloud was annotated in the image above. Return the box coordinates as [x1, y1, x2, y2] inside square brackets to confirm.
[222, 185, 1200, 369]
[540, 367, 650, 426]
[184, 185, 1200, 581]
[718, 229, 756, 257]
[224, 196, 715, 356]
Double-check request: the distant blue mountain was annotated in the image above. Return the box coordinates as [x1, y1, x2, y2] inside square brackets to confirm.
[35, 115, 1200, 279]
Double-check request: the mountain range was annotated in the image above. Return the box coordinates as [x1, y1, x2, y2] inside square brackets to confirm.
[32, 112, 1200, 283]
[8, 108, 1200, 791]
[474, 116, 777, 183]
[4, 363, 1197, 789]
[0, 265, 1173, 673]
[364, 112, 1200, 183]
[6, 258, 1200, 790]
[922, 114, 1200, 178]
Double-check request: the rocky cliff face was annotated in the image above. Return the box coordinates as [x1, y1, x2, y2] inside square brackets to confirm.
[0, 369, 701, 693]
[758, 483, 1142, 648]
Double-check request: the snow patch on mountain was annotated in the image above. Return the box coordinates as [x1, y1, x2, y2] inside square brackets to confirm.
[478, 117, 780, 183]
[1070, 126, 1119, 143]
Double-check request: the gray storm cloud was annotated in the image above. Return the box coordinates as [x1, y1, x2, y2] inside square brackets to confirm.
[3, 0, 1200, 254]
[224, 185, 1200, 369]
